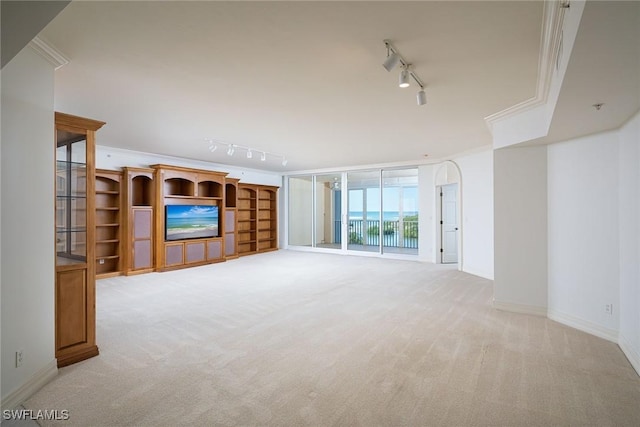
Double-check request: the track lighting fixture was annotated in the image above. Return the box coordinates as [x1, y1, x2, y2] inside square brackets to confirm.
[399, 67, 410, 88]
[205, 139, 288, 167]
[417, 88, 427, 106]
[383, 40, 427, 106]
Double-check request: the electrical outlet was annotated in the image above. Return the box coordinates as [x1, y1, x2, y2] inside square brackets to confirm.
[16, 350, 23, 367]
[99, 258, 105, 265]
[605, 304, 613, 315]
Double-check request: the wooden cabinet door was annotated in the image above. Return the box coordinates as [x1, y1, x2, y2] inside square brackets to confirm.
[132, 208, 153, 270]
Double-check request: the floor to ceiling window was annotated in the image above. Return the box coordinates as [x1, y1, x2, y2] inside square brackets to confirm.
[287, 167, 419, 257]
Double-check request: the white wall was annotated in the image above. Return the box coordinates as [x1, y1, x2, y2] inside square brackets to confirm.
[455, 149, 494, 280]
[493, 146, 548, 315]
[547, 131, 620, 340]
[618, 111, 640, 371]
[1, 47, 57, 407]
[418, 165, 435, 262]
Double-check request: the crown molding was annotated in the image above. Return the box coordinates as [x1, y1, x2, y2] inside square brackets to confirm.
[485, 0, 568, 131]
[28, 36, 69, 70]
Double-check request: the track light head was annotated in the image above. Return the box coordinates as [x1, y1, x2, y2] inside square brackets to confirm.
[246, 149, 252, 159]
[281, 158, 288, 167]
[399, 67, 410, 88]
[208, 142, 217, 152]
[417, 88, 427, 106]
[383, 52, 400, 72]
[260, 152, 266, 161]
[227, 145, 235, 156]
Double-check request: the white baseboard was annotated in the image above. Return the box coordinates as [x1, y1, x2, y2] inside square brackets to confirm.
[619, 334, 640, 377]
[547, 309, 618, 343]
[1, 359, 58, 411]
[493, 300, 547, 317]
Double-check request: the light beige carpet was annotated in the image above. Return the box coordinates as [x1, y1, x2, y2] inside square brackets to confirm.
[24, 251, 640, 426]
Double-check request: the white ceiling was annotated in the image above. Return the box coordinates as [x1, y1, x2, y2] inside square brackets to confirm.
[41, 1, 546, 172]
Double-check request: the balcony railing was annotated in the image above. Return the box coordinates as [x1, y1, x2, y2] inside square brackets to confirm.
[334, 219, 418, 249]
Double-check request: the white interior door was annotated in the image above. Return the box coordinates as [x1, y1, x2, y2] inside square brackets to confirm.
[441, 183, 458, 264]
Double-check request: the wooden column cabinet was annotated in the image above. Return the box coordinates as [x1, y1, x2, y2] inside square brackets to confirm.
[55, 112, 105, 367]
[95, 169, 123, 278]
[123, 167, 155, 275]
[224, 179, 239, 259]
[152, 164, 227, 271]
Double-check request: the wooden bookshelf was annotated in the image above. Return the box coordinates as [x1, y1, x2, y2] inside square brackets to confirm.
[237, 184, 257, 255]
[257, 186, 278, 252]
[95, 169, 123, 278]
[238, 184, 278, 256]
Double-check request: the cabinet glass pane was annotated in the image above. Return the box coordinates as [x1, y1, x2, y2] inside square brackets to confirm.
[56, 131, 88, 264]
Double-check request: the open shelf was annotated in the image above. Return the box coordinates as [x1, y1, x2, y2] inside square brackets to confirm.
[131, 175, 153, 206]
[164, 177, 194, 197]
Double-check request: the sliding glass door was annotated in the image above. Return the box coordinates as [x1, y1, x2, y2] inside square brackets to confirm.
[313, 174, 342, 250]
[287, 167, 418, 257]
[347, 171, 380, 253]
[381, 169, 418, 255]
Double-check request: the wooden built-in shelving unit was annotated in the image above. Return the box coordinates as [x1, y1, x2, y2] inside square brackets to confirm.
[95, 163, 278, 275]
[152, 164, 228, 271]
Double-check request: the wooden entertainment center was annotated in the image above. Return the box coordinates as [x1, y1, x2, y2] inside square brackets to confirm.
[100, 164, 279, 276]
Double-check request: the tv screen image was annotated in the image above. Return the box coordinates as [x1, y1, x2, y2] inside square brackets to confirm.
[165, 205, 219, 241]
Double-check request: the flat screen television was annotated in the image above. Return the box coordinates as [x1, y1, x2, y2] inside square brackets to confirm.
[165, 205, 219, 241]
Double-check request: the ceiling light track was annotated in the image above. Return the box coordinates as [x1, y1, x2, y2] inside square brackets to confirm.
[383, 39, 427, 106]
[206, 139, 288, 167]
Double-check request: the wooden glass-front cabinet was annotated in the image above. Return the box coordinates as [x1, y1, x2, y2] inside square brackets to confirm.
[55, 112, 105, 367]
